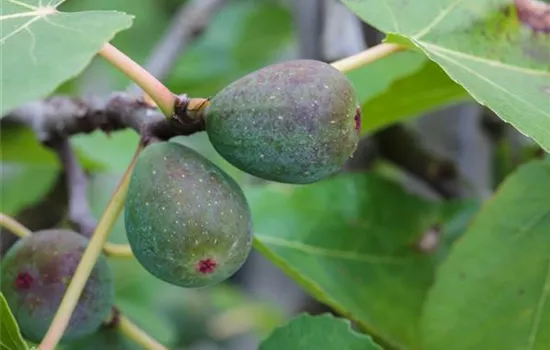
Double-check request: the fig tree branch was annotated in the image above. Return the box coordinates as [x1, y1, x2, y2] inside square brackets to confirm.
[5, 93, 204, 144]
[127, 0, 227, 95]
[51, 140, 134, 258]
[52, 140, 97, 237]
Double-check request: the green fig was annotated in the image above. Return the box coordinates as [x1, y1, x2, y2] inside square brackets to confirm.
[204, 59, 361, 184]
[124, 141, 253, 288]
[0, 229, 114, 343]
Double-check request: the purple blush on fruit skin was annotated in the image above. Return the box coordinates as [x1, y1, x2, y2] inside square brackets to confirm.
[0, 229, 114, 343]
[205, 59, 361, 184]
[354, 108, 361, 131]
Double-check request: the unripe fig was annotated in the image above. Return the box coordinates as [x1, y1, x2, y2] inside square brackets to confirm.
[124, 141, 253, 288]
[0, 229, 115, 343]
[204, 59, 361, 184]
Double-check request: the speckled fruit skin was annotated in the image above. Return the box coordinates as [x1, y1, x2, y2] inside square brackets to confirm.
[0, 229, 114, 343]
[124, 141, 253, 288]
[204, 59, 361, 184]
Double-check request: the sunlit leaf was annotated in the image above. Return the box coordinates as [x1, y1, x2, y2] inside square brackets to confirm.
[0, 0, 133, 115]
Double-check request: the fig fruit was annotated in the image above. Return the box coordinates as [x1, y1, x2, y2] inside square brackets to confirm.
[124, 141, 253, 288]
[204, 59, 361, 184]
[0, 229, 115, 343]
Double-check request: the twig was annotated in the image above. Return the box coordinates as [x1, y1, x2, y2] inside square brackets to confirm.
[0, 174, 67, 257]
[0, 213, 32, 238]
[103, 242, 134, 258]
[39, 143, 144, 350]
[4, 93, 204, 144]
[118, 315, 168, 350]
[52, 140, 96, 237]
[127, 0, 226, 95]
[330, 43, 405, 73]
[375, 125, 461, 199]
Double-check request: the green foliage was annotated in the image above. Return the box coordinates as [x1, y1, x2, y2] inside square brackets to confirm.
[1, 0, 549, 348]
[206, 60, 360, 184]
[62, 326, 139, 350]
[422, 159, 550, 350]
[346, 50, 469, 133]
[247, 174, 478, 349]
[58, 0, 169, 91]
[259, 313, 382, 350]
[0, 125, 60, 215]
[0, 292, 29, 350]
[124, 141, 253, 288]
[342, 0, 550, 152]
[0, 230, 114, 343]
[0, 0, 133, 116]
[166, 0, 295, 97]
[360, 58, 470, 132]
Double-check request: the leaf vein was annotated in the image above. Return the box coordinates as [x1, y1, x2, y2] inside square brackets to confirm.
[0, 15, 41, 43]
[413, 0, 467, 39]
[4, 0, 36, 11]
[425, 47, 550, 119]
[255, 234, 408, 264]
[420, 42, 550, 77]
[0, 12, 38, 20]
[382, 0, 399, 32]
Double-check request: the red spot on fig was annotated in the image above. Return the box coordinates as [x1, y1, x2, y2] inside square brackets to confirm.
[15, 272, 34, 290]
[196, 258, 217, 274]
[354, 108, 361, 131]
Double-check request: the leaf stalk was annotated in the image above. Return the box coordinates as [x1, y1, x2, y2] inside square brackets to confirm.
[331, 43, 406, 73]
[99, 44, 176, 118]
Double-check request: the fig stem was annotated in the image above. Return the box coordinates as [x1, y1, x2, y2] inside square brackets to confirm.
[0, 213, 32, 238]
[331, 43, 406, 73]
[103, 242, 134, 258]
[118, 314, 168, 350]
[38, 142, 144, 350]
[99, 43, 176, 118]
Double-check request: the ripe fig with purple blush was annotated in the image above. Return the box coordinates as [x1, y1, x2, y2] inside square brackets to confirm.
[0, 229, 114, 343]
[124, 141, 253, 288]
[204, 59, 361, 184]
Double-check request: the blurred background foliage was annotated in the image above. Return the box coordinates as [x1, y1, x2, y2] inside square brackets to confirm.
[1, 0, 545, 349]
